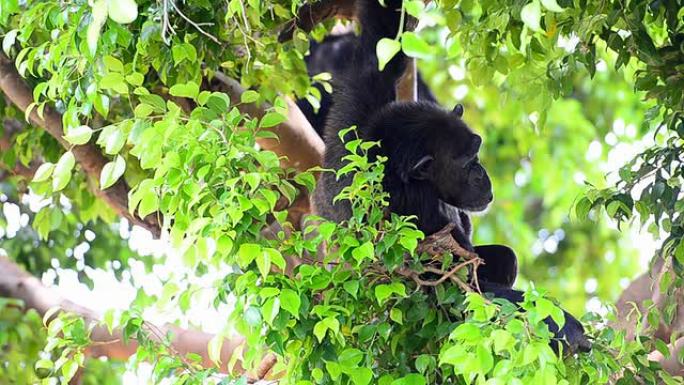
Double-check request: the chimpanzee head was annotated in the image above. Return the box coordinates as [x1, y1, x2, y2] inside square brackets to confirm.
[374, 102, 493, 212]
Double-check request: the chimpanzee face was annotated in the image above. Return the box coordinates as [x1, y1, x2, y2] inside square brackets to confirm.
[407, 105, 493, 212]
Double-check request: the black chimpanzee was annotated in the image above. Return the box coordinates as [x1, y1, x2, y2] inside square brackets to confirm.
[303, 0, 590, 353]
[296, 32, 437, 138]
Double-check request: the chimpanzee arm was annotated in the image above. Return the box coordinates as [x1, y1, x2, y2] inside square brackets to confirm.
[478, 281, 591, 354]
[474, 244, 518, 288]
[323, 0, 410, 141]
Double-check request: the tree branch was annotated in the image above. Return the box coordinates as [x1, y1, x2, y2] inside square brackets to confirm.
[648, 337, 684, 376]
[277, 0, 356, 42]
[396, 59, 418, 102]
[0, 253, 277, 381]
[0, 53, 161, 237]
[209, 72, 324, 172]
[613, 257, 684, 375]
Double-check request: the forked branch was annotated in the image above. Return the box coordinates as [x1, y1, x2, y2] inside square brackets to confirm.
[395, 223, 483, 293]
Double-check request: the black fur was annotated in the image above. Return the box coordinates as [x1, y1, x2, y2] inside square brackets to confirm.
[308, 0, 590, 353]
[296, 33, 436, 137]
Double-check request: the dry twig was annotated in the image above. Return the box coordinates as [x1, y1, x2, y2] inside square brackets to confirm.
[393, 223, 484, 293]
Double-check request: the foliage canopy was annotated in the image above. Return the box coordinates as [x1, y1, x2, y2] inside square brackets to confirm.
[1, 0, 684, 384]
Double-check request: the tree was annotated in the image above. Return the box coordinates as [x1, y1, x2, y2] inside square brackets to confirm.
[0, 0, 683, 384]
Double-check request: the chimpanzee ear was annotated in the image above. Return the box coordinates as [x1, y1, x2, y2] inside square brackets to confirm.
[452, 103, 464, 118]
[407, 155, 434, 181]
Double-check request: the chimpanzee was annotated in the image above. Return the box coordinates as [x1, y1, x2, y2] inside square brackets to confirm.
[303, 0, 590, 353]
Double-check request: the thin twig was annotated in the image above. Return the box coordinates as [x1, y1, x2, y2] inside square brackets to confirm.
[89, 338, 122, 346]
[421, 258, 479, 286]
[169, 0, 221, 44]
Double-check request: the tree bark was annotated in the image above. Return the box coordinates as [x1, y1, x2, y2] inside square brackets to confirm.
[210, 72, 324, 172]
[613, 257, 684, 375]
[648, 337, 684, 376]
[396, 59, 418, 102]
[277, 0, 356, 42]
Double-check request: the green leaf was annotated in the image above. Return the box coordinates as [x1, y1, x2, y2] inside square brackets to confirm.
[256, 249, 271, 279]
[392, 374, 426, 385]
[262, 297, 280, 325]
[32, 162, 55, 183]
[107, 0, 138, 24]
[100, 155, 126, 189]
[314, 320, 328, 342]
[491, 330, 514, 353]
[87, 0, 108, 55]
[339, 348, 364, 367]
[390, 308, 403, 324]
[374, 283, 405, 305]
[574, 197, 592, 221]
[3, 29, 18, 56]
[476, 344, 494, 374]
[52, 151, 75, 191]
[94, 94, 110, 118]
[126, 73, 145, 86]
[376, 38, 401, 71]
[264, 248, 286, 271]
[61, 360, 79, 382]
[260, 112, 286, 128]
[103, 309, 115, 334]
[294, 172, 316, 192]
[521, 1, 542, 31]
[312, 368, 324, 383]
[401, 32, 433, 59]
[138, 190, 159, 217]
[34, 359, 53, 379]
[326, 361, 342, 380]
[415, 355, 434, 374]
[208, 334, 224, 364]
[404, 0, 424, 17]
[103, 55, 124, 73]
[540, 0, 564, 12]
[64, 125, 93, 145]
[100, 73, 128, 94]
[237, 243, 261, 268]
[169, 81, 200, 99]
[352, 241, 374, 263]
[97, 125, 127, 155]
[280, 289, 301, 319]
[241, 90, 260, 103]
[343, 280, 359, 298]
[244, 306, 262, 326]
[674, 241, 684, 265]
[350, 367, 373, 385]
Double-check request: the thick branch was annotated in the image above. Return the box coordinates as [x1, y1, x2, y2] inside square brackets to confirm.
[613, 271, 653, 340]
[613, 257, 684, 375]
[648, 337, 684, 376]
[613, 257, 684, 340]
[210, 73, 324, 172]
[0, 253, 279, 380]
[0, 53, 161, 237]
[278, 0, 356, 42]
[396, 59, 418, 102]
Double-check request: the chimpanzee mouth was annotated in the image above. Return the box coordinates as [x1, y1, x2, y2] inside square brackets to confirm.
[463, 202, 491, 213]
[461, 194, 493, 212]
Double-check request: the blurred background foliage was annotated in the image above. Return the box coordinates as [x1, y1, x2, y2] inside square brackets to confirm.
[419, 41, 650, 314]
